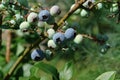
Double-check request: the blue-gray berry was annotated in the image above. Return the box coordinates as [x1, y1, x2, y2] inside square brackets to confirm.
[38, 10, 51, 21]
[64, 28, 76, 39]
[31, 49, 44, 61]
[53, 32, 65, 44]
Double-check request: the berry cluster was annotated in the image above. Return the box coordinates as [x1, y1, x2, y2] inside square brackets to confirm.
[31, 27, 83, 61]
[30, 0, 113, 61]
[26, 4, 85, 61]
[70, 0, 103, 17]
[19, 5, 61, 32]
[48, 27, 83, 48]
[0, 0, 113, 62]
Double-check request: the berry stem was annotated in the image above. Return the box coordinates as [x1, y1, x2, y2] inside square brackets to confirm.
[81, 34, 94, 40]
[57, 0, 85, 27]
[9, 1, 38, 13]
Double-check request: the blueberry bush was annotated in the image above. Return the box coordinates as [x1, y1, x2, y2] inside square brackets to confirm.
[0, 0, 120, 80]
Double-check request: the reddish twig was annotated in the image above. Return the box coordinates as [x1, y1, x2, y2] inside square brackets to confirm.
[0, 15, 2, 47]
[5, 30, 11, 63]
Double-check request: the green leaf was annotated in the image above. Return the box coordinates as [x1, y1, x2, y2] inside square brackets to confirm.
[17, 0, 29, 7]
[29, 76, 40, 80]
[19, 77, 29, 80]
[60, 61, 73, 80]
[16, 43, 24, 56]
[95, 71, 116, 80]
[3, 60, 15, 74]
[0, 25, 10, 29]
[34, 62, 59, 80]
[22, 64, 32, 77]
[0, 70, 3, 80]
[30, 66, 40, 79]
[30, 66, 39, 78]
[17, 0, 29, 15]
[40, 76, 50, 80]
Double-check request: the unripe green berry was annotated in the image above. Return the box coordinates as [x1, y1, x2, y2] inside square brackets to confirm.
[0, 4, 5, 10]
[97, 3, 103, 10]
[45, 49, 53, 60]
[47, 28, 55, 38]
[15, 13, 23, 20]
[47, 40, 57, 48]
[10, 19, 16, 25]
[110, 3, 118, 12]
[80, 9, 88, 17]
[27, 12, 38, 23]
[74, 34, 83, 44]
[37, 21, 45, 28]
[50, 5, 61, 16]
[110, 7, 118, 12]
[19, 21, 30, 30]
[30, 8, 35, 11]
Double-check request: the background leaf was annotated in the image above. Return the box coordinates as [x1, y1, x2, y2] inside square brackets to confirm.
[33, 62, 59, 80]
[16, 43, 24, 56]
[60, 61, 73, 80]
[95, 71, 116, 80]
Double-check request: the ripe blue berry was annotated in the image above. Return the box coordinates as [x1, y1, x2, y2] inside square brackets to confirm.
[38, 10, 51, 21]
[31, 49, 44, 61]
[53, 32, 65, 44]
[64, 28, 76, 39]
